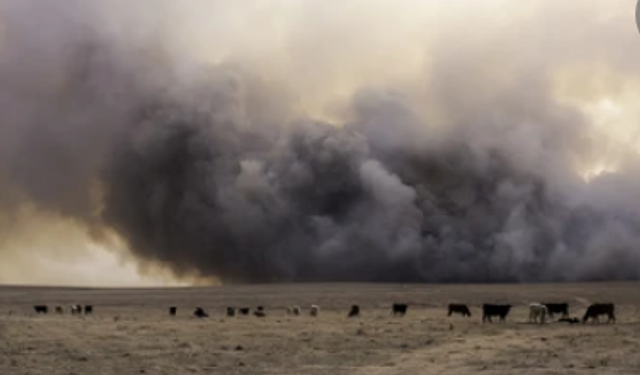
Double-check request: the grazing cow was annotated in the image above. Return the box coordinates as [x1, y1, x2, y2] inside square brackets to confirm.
[542, 303, 569, 319]
[194, 307, 209, 318]
[448, 304, 472, 317]
[238, 307, 250, 315]
[348, 305, 360, 318]
[528, 303, 548, 324]
[55, 306, 64, 314]
[582, 303, 615, 324]
[70, 305, 81, 315]
[310, 305, 320, 317]
[169, 307, 177, 316]
[391, 303, 408, 316]
[482, 304, 512, 323]
[226, 307, 237, 317]
[84, 305, 93, 315]
[33, 305, 48, 314]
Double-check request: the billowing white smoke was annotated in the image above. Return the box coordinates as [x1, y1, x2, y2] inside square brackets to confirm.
[1, 0, 640, 283]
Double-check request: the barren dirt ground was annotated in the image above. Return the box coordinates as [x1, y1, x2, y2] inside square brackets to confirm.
[1, 283, 640, 375]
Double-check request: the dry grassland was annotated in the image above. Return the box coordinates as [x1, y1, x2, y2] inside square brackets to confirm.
[1, 283, 640, 375]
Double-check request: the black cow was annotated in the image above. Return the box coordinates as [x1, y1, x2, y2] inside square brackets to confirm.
[169, 307, 177, 316]
[33, 305, 48, 314]
[84, 305, 93, 315]
[194, 307, 209, 318]
[582, 303, 615, 324]
[482, 304, 512, 323]
[227, 307, 237, 317]
[238, 308, 250, 315]
[448, 304, 472, 317]
[542, 303, 569, 319]
[392, 303, 408, 316]
[348, 305, 360, 318]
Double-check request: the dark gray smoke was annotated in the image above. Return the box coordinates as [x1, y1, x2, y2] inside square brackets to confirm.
[1, 0, 640, 284]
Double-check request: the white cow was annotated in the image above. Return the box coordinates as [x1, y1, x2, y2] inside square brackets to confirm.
[310, 305, 320, 317]
[529, 303, 548, 324]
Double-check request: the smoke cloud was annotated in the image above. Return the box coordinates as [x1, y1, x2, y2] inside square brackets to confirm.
[1, 0, 640, 284]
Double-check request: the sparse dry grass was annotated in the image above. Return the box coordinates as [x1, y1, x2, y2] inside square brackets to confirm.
[1, 283, 640, 374]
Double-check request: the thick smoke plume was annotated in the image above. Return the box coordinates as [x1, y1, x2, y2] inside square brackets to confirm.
[1, 0, 640, 284]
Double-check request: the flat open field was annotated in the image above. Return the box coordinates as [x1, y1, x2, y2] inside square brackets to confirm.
[1, 283, 640, 375]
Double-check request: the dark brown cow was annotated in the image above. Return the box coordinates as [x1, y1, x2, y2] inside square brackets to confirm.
[582, 303, 615, 324]
[169, 307, 177, 316]
[84, 305, 93, 315]
[448, 304, 471, 317]
[33, 305, 48, 314]
[392, 303, 408, 316]
[348, 305, 360, 318]
[542, 303, 569, 319]
[227, 307, 237, 317]
[482, 304, 512, 323]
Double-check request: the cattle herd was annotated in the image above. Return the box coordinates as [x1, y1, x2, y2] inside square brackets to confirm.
[26, 301, 616, 325]
[33, 304, 92, 315]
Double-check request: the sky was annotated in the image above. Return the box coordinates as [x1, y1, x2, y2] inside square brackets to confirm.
[0, 0, 639, 286]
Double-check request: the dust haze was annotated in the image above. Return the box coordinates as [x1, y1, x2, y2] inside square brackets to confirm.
[0, 0, 639, 284]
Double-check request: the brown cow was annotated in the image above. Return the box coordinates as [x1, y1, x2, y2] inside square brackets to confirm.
[448, 304, 472, 317]
[582, 303, 615, 324]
